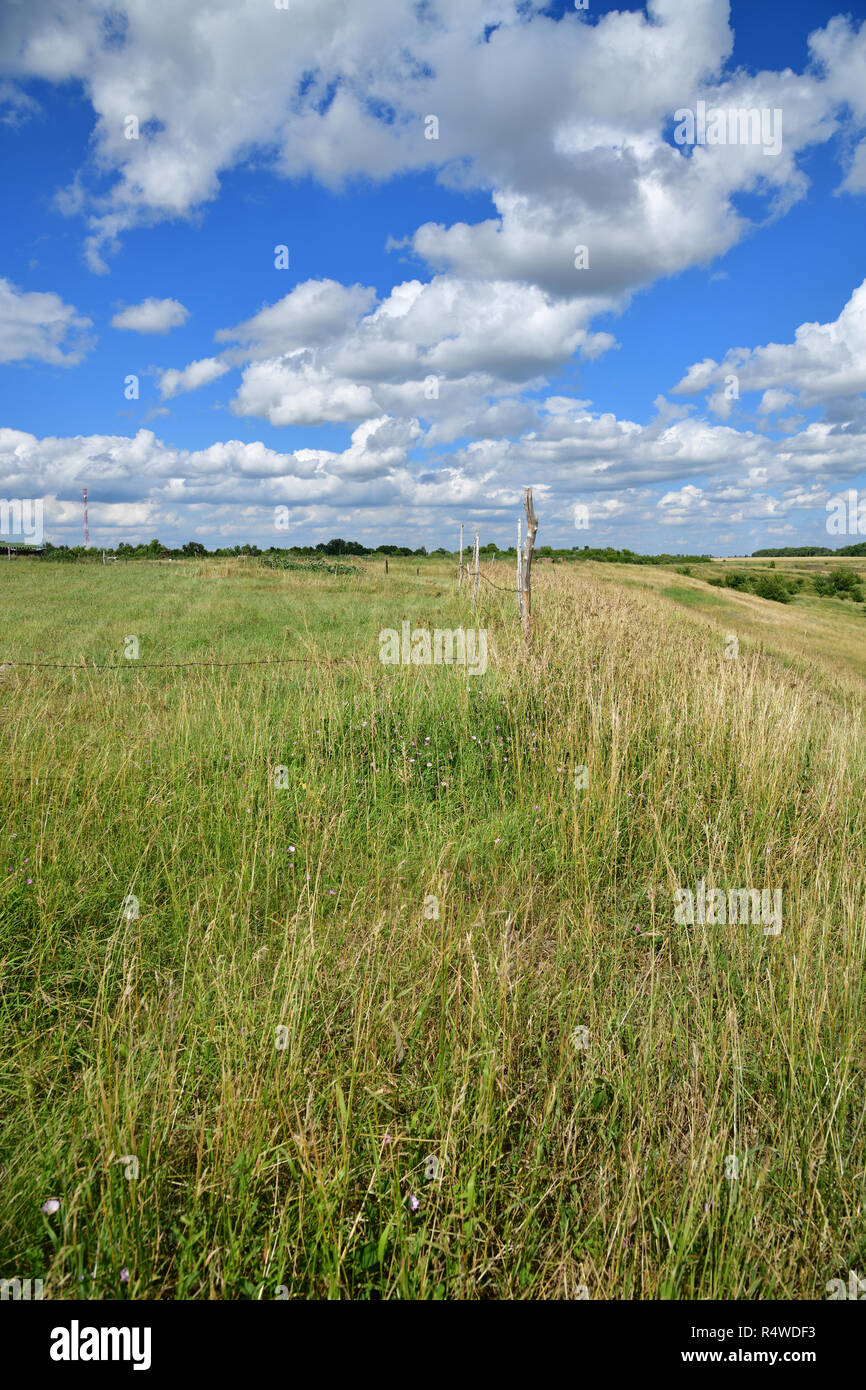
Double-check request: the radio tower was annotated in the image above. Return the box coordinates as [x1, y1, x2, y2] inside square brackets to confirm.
[82, 487, 89, 548]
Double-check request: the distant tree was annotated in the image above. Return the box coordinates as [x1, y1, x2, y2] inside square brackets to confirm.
[318, 538, 367, 556]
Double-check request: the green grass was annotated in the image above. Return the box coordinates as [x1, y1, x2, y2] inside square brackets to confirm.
[0, 557, 864, 1299]
[660, 585, 730, 609]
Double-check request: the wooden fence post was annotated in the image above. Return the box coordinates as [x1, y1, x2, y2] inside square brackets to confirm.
[385, 556, 389, 574]
[472, 528, 480, 609]
[516, 517, 523, 620]
[458, 524, 464, 588]
[521, 487, 538, 639]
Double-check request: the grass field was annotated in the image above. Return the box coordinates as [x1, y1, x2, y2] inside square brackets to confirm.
[1, 555, 864, 1299]
[589, 555, 866, 689]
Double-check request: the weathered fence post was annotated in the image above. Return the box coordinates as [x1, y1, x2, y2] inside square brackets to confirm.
[458, 524, 464, 588]
[385, 556, 389, 575]
[521, 487, 538, 639]
[516, 517, 523, 621]
[472, 528, 480, 609]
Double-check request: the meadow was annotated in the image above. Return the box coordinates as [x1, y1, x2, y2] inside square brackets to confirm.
[0, 554, 864, 1299]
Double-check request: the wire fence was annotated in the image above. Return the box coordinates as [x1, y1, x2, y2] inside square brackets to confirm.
[0, 655, 356, 671]
[475, 570, 522, 593]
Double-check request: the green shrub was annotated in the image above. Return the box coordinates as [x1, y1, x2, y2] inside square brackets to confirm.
[813, 568, 864, 601]
[754, 573, 791, 603]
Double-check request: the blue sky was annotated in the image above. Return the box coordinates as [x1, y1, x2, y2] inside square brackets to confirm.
[1, 0, 866, 552]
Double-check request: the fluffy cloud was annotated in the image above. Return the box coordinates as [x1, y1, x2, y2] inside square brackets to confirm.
[672, 279, 866, 413]
[111, 296, 189, 333]
[1, 0, 864, 288]
[157, 356, 229, 399]
[165, 274, 615, 430]
[215, 280, 377, 359]
[0, 278, 93, 365]
[0, 417, 419, 515]
[4, 390, 864, 549]
[3, 1, 866, 552]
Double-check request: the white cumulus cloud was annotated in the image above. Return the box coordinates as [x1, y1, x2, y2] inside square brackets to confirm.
[672, 279, 866, 413]
[111, 297, 189, 333]
[0, 278, 93, 365]
[158, 356, 229, 399]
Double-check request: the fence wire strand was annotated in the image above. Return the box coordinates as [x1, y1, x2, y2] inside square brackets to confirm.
[0, 655, 355, 671]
